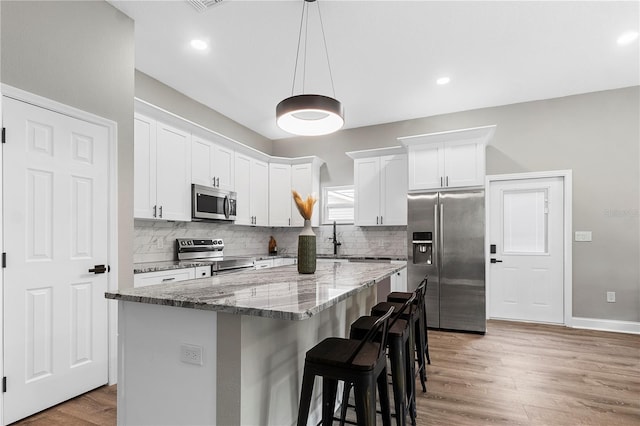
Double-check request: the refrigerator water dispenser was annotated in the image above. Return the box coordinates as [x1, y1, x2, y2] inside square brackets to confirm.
[412, 232, 433, 265]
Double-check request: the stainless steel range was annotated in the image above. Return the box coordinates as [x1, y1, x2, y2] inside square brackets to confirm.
[177, 238, 255, 275]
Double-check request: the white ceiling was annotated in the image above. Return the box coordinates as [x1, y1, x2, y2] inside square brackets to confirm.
[109, 0, 639, 140]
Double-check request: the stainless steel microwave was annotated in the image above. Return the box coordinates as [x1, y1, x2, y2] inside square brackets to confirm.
[192, 184, 237, 221]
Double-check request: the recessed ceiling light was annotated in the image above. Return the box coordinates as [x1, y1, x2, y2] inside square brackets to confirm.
[190, 39, 208, 50]
[617, 31, 639, 45]
[436, 77, 451, 85]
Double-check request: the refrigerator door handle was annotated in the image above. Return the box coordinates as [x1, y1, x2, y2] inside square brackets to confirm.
[434, 203, 439, 266]
[440, 203, 444, 270]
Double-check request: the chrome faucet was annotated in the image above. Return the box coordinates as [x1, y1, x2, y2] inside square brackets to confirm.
[330, 221, 342, 255]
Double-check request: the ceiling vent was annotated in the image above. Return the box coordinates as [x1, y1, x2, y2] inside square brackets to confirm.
[187, 0, 224, 13]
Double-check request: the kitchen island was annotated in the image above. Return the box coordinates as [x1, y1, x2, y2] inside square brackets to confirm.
[106, 261, 405, 425]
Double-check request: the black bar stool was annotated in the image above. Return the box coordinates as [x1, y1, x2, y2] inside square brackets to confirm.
[342, 292, 417, 426]
[297, 307, 395, 426]
[387, 276, 431, 365]
[370, 277, 428, 393]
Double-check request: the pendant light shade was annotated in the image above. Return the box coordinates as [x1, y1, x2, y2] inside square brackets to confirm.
[276, 94, 344, 136]
[277, 0, 344, 136]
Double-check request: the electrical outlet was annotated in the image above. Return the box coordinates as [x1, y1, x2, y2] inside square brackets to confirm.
[180, 344, 203, 365]
[575, 231, 592, 242]
[606, 291, 616, 303]
[156, 238, 164, 249]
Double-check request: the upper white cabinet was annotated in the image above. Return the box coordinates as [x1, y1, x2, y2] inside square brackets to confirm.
[191, 135, 234, 191]
[235, 153, 269, 226]
[348, 147, 407, 226]
[269, 163, 292, 227]
[269, 158, 323, 227]
[134, 113, 191, 221]
[399, 125, 496, 191]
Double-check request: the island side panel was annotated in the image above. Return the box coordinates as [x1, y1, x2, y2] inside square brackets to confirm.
[236, 285, 378, 426]
[118, 301, 217, 425]
[216, 312, 242, 426]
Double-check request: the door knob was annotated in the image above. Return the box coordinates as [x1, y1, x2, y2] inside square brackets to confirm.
[89, 264, 108, 274]
[490, 258, 503, 264]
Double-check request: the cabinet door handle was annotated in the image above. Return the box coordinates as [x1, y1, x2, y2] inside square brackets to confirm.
[159, 206, 163, 218]
[440, 177, 443, 187]
[376, 216, 379, 225]
[381, 216, 383, 225]
[161, 277, 176, 282]
[446, 176, 449, 187]
[153, 205, 157, 218]
[212, 177, 216, 187]
[216, 177, 220, 187]
[288, 218, 290, 226]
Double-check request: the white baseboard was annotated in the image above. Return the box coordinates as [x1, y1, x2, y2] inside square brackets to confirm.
[571, 317, 640, 335]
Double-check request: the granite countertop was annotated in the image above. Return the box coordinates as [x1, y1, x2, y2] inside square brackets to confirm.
[134, 255, 407, 274]
[108, 261, 405, 321]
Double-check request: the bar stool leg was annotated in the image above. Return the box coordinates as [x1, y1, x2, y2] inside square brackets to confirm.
[339, 382, 352, 426]
[422, 306, 431, 364]
[354, 377, 376, 426]
[377, 365, 393, 426]
[322, 378, 339, 426]
[388, 336, 406, 426]
[415, 317, 427, 392]
[297, 366, 315, 426]
[405, 327, 417, 425]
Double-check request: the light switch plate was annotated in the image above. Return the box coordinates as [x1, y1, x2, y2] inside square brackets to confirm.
[575, 231, 592, 242]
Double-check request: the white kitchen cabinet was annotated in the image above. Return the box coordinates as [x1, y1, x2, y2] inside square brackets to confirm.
[269, 163, 292, 227]
[269, 158, 323, 227]
[390, 262, 408, 292]
[134, 113, 192, 221]
[133, 268, 196, 288]
[349, 148, 407, 226]
[235, 152, 269, 226]
[399, 125, 496, 191]
[254, 259, 273, 270]
[191, 135, 234, 191]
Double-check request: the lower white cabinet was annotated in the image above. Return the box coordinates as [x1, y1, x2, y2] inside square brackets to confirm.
[134, 268, 196, 288]
[255, 258, 296, 270]
[390, 262, 408, 292]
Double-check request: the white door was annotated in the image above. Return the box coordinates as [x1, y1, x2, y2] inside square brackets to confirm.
[488, 177, 564, 323]
[2, 97, 109, 424]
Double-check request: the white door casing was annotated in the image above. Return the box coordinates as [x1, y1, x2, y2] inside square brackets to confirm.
[2, 96, 110, 424]
[487, 175, 567, 324]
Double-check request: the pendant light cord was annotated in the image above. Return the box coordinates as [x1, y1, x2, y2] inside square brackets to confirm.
[290, 1, 306, 96]
[290, 0, 337, 98]
[316, 0, 337, 99]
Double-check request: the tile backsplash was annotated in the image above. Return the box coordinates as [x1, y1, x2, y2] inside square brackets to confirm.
[134, 219, 407, 263]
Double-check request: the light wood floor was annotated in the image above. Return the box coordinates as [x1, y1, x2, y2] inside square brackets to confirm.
[12, 320, 640, 425]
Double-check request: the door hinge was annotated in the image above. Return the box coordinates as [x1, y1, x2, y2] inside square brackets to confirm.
[2, 252, 6, 268]
[2, 127, 6, 143]
[3, 377, 6, 393]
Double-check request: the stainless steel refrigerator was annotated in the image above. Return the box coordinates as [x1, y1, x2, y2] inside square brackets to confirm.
[407, 189, 486, 333]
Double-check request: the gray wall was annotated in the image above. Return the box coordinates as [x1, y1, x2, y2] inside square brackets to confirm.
[1, 0, 135, 289]
[273, 87, 640, 322]
[135, 71, 272, 154]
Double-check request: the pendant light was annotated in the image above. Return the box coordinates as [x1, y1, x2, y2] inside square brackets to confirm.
[276, 0, 344, 136]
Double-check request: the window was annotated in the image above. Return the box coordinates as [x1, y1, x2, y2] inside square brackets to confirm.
[322, 185, 354, 224]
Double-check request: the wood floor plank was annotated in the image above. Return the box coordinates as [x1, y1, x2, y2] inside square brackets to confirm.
[11, 320, 640, 425]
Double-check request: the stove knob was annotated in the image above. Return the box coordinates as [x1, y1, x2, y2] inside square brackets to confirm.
[218, 239, 223, 245]
[212, 240, 217, 245]
[187, 241, 192, 245]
